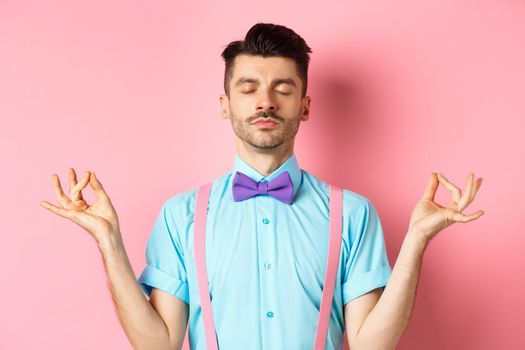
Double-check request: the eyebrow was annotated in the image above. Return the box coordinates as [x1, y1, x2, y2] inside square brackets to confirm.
[234, 77, 297, 88]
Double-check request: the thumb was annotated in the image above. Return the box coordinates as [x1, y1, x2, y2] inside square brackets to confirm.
[89, 172, 109, 198]
[421, 172, 439, 202]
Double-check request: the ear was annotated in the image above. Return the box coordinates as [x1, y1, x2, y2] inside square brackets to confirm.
[301, 95, 311, 122]
[219, 94, 230, 119]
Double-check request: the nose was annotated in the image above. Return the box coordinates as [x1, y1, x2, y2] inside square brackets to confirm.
[255, 90, 277, 112]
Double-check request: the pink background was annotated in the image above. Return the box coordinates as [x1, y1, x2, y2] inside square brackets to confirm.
[1, 0, 523, 349]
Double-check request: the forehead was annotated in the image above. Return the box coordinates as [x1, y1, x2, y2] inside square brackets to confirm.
[230, 54, 300, 83]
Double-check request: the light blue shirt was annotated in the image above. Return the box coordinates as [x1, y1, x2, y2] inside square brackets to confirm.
[137, 153, 391, 349]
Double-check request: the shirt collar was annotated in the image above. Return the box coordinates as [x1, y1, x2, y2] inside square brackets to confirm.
[231, 153, 302, 200]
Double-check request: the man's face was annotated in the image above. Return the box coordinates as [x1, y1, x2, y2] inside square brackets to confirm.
[220, 54, 310, 151]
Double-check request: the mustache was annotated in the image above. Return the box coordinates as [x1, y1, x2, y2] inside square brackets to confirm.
[249, 111, 283, 123]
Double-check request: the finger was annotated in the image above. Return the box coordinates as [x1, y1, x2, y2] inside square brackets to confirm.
[52, 174, 71, 207]
[421, 172, 439, 201]
[451, 210, 485, 223]
[71, 171, 90, 201]
[40, 200, 73, 219]
[437, 173, 462, 203]
[458, 173, 474, 212]
[471, 178, 483, 199]
[40, 200, 84, 227]
[89, 172, 109, 199]
[69, 168, 78, 193]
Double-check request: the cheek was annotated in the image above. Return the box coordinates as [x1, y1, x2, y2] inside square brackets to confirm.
[284, 100, 303, 115]
[230, 99, 254, 116]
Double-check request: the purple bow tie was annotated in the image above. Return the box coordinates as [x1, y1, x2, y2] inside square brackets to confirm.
[232, 171, 294, 205]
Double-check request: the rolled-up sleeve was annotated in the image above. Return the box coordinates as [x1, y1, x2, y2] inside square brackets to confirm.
[342, 197, 391, 305]
[137, 200, 190, 304]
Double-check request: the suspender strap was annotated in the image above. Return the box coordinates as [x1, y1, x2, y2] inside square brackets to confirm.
[194, 183, 218, 350]
[194, 183, 343, 350]
[313, 185, 343, 349]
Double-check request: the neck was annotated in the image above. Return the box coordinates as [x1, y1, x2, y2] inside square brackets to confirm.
[235, 140, 294, 176]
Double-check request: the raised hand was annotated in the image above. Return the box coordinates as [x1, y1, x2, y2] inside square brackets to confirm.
[408, 172, 484, 244]
[40, 168, 120, 242]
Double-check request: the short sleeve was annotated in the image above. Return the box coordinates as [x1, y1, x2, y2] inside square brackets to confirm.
[137, 200, 190, 304]
[342, 197, 391, 305]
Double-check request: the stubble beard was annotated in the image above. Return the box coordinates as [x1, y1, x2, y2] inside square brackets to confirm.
[229, 109, 301, 151]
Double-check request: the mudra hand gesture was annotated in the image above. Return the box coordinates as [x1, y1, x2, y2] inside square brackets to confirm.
[40, 168, 120, 242]
[408, 172, 484, 244]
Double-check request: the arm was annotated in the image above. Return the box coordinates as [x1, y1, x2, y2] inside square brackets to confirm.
[99, 233, 188, 350]
[344, 172, 484, 349]
[344, 231, 425, 349]
[41, 169, 188, 349]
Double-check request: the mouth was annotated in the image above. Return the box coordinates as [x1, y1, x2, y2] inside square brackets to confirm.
[253, 120, 278, 129]
[251, 118, 279, 128]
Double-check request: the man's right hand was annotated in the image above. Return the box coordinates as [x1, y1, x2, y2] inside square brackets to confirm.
[40, 168, 120, 243]
[41, 168, 188, 348]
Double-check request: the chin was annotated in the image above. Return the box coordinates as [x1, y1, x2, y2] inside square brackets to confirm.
[251, 140, 285, 150]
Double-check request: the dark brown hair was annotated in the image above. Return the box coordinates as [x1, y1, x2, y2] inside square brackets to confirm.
[221, 23, 312, 98]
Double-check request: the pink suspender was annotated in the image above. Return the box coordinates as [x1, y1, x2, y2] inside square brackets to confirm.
[194, 183, 343, 350]
[313, 184, 343, 349]
[194, 183, 218, 350]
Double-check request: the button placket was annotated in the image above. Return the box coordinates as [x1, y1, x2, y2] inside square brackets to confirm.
[256, 194, 277, 332]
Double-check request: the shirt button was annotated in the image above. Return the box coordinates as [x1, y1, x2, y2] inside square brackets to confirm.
[264, 262, 272, 270]
[262, 218, 270, 224]
[266, 311, 274, 318]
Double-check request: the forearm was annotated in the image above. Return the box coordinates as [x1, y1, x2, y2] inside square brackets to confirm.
[354, 230, 427, 349]
[98, 232, 177, 350]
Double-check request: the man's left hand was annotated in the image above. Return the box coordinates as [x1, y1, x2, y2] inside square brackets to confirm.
[407, 172, 484, 245]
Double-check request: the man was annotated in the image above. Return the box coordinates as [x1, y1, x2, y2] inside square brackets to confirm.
[40, 23, 484, 349]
